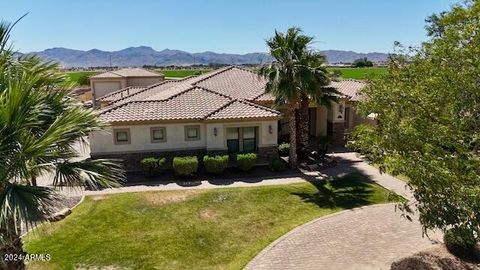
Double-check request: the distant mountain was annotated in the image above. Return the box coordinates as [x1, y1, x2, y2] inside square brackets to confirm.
[24, 46, 389, 68]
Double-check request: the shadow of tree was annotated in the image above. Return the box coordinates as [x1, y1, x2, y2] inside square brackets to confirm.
[292, 172, 377, 209]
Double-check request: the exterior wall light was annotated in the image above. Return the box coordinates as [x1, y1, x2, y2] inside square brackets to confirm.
[268, 125, 273, 134]
[213, 127, 218, 136]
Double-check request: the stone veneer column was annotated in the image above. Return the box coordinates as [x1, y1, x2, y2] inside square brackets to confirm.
[332, 122, 346, 146]
[257, 146, 279, 164]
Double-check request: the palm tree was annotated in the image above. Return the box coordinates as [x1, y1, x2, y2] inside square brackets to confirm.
[0, 18, 124, 270]
[261, 27, 336, 167]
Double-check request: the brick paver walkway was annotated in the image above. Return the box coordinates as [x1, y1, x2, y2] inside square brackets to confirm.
[245, 204, 441, 270]
[245, 150, 442, 270]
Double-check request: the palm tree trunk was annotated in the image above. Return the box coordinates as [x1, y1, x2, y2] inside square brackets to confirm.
[287, 105, 298, 168]
[0, 221, 26, 270]
[296, 93, 310, 159]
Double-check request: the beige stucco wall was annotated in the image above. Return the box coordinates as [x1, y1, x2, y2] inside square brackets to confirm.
[315, 106, 328, 136]
[89, 120, 278, 155]
[90, 123, 206, 154]
[91, 78, 127, 99]
[126, 77, 163, 87]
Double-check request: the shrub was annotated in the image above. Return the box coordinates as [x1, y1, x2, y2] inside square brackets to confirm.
[278, 143, 290, 157]
[236, 153, 257, 171]
[444, 227, 479, 260]
[173, 156, 198, 177]
[203, 155, 229, 175]
[140, 157, 166, 177]
[269, 156, 286, 172]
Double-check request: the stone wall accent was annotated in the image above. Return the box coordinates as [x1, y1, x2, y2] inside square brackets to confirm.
[91, 146, 279, 171]
[258, 146, 279, 164]
[332, 122, 346, 145]
[91, 149, 206, 172]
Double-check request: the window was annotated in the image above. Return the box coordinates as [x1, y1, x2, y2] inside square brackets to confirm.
[185, 125, 200, 141]
[226, 127, 257, 153]
[243, 127, 256, 153]
[226, 128, 240, 153]
[113, 128, 130, 145]
[151, 127, 166, 143]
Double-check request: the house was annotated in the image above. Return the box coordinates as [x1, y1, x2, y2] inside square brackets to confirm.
[89, 66, 369, 171]
[90, 68, 164, 101]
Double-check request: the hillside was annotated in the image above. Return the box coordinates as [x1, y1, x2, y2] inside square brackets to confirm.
[25, 46, 389, 68]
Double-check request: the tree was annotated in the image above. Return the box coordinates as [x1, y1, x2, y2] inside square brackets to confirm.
[76, 73, 90, 86]
[261, 27, 335, 166]
[349, 1, 480, 254]
[352, 57, 373, 68]
[0, 18, 125, 269]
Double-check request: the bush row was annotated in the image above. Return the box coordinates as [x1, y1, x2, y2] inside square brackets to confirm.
[139, 153, 286, 177]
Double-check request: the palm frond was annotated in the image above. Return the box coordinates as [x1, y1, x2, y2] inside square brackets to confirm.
[53, 159, 124, 190]
[0, 183, 59, 232]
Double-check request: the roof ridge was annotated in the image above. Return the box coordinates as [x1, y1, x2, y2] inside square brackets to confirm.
[190, 66, 234, 85]
[236, 98, 281, 114]
[109, 70, 124, 77]
[195, 85, 236, 100]
[108, 79, 177, 103]
[202, 99, 237, 120]
[97, 86, 134, 101]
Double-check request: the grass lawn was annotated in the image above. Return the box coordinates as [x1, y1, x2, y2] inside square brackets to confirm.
[24, 173, 401, 270]
[65, 71, 99, 85]
[329, 67, 387, 79]
[156, 69, 211, 78]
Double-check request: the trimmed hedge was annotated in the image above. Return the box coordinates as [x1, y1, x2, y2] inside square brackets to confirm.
[173, 156, 198, 177]
[278, 143, 290, 157]
[269, 156, 286, 172]
[444, 227, 480, 260]
[236, 153, 257, 171]
[203, 155, 229, 175]
[140, 157, 166, 177]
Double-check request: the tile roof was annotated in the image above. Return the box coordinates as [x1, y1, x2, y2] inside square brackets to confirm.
[195, 67, 266, 99]
[99, 87, 280, 123]
[329, 79, 367, 100]
[90, 68, 162, 78]
[207, 100, 280, 120]
[97, 66, 366, 123]
[97, 86, 146, 102]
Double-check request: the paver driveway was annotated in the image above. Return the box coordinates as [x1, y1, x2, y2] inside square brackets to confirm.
[246, 150, 443, 270]
[245, 203, 442, 270]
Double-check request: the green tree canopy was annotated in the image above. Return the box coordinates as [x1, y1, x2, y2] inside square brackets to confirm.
[352, 57, 373, 68]
[349, 0, 480, 250]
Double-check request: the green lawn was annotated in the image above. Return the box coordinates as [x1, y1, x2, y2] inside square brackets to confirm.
[329, 67, 387, 79]
[24, 173, 400, 270]
[157, 69, 211, 78]
[65, 71, 99, 85]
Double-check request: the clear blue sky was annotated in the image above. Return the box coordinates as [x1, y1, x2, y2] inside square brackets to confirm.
[4, 0, 459, 54]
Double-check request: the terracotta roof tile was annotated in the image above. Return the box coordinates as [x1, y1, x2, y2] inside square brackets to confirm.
[330, 79, 366, 100]
[100, 87, 232, 122]
[206, 100, 281, 120]
[194, 67, 266, 100]
[96, 67, 365, 123]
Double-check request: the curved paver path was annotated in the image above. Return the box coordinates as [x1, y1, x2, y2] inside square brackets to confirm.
[247, 150, 442, 270]
[246, 204, 442, 270]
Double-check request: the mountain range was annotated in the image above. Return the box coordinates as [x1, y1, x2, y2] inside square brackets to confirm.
[24, 46, 389, 68]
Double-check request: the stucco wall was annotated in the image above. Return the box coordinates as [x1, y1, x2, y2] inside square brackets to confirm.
[90, 123, 206, 154]
[90, 120, 278, 155]
[91, 79, 126, 99]
[126, 77, 163, 87]
[315, 106, 328, 136]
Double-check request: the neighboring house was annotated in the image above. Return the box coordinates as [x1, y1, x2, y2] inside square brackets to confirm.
[89, 66, 369, 171]
[90, 68, 164, 101]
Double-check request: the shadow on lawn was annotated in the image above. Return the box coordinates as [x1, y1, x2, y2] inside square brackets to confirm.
[292, 173, 377, 209]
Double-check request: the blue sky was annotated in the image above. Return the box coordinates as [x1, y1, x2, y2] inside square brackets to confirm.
[4, 0, 459, 54]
